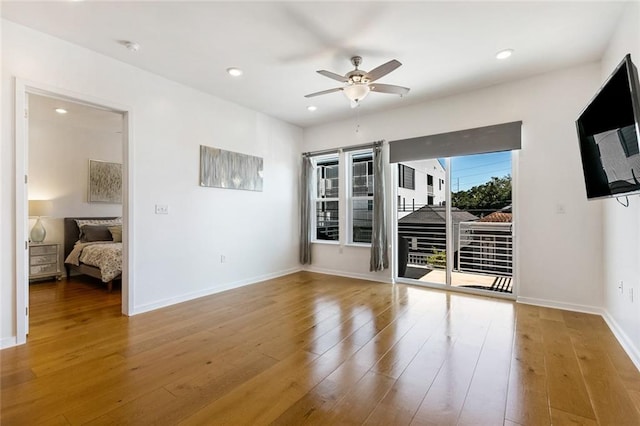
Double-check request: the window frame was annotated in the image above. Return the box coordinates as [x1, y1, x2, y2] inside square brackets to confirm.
[312, 154, 340, 244]
[398, 164, 416, 190]
[347, 149, 374, 246]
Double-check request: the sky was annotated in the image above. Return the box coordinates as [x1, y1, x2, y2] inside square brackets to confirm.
[443, 151, 512, 192]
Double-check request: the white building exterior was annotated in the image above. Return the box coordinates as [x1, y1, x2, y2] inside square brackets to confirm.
[397, 159, 446, 219]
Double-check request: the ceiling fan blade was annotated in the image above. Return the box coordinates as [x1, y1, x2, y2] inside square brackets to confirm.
[365, 59, 402, 82]
[304, 87, 343, 98]
[317, 70, 349, 83]
[369, 83, 410, 96]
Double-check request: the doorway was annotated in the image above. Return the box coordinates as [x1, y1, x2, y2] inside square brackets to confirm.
[14, 80, 133, 344]
[395, 151, 515, 298]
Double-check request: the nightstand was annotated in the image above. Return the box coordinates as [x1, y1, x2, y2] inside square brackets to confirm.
[29, 243, 62, 281]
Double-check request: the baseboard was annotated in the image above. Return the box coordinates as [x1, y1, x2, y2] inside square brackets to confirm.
[601, 311, 640, 371]
[131, 266, 303, 315]
[1, 336, 18, 349]
[516, 296, 603, 315]
[303, 266, 393, 284]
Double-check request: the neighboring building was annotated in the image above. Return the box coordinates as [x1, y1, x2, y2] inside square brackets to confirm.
[351, 152, 374, 243]
[315, 157, 340, 240]
[398, 205, 478, 270]
[397, 159, 446, 219]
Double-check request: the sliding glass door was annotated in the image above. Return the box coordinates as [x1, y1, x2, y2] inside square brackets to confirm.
[396, 151, 514, 296]
[397, 159, 448, 285]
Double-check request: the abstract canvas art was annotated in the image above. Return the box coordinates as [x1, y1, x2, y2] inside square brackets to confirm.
[200, 145, 263, 192]
[89, 160, 122, 203]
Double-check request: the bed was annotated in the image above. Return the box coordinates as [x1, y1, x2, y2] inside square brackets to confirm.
[64, 217, 122, 292]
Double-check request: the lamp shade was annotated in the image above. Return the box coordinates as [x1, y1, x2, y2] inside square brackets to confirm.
[29, 200, 53, 218]
[342, 84, 370, 103]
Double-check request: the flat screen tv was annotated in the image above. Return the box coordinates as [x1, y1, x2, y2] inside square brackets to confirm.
[576, 54, 640, 200]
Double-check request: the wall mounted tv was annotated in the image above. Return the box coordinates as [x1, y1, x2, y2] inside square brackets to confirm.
[576, 54, 640, 200]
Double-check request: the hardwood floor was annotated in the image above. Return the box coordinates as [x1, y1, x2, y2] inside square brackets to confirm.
[2, 272, 639, 425]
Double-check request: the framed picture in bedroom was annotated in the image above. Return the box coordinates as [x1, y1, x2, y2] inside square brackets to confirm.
[88, 159, 122, 203]
[199, 145, 264, 191]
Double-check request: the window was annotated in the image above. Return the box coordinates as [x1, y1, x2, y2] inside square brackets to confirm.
[314, 155, 339, 241]
[311, 149, 375, 245]
[427, 195, 434, 205]
[398, 164, 415, 190]
[427, 174, 433, 186]
[350, 151, 373, 244]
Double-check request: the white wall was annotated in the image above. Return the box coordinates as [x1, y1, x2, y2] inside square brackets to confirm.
[303, 62, 604, 310]
[600, 1, 640, 366]
[28, 98, 123, 262]
[1, 20, 302, 344]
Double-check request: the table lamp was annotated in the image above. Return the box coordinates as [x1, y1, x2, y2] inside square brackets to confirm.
[29, 200, 52, 243]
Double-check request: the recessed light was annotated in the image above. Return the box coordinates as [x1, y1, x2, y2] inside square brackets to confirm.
[55, 108, 68, 114]
[307, 105, 317, 112]
[496, 49, 514, 60]
[227, 67, 243, 77]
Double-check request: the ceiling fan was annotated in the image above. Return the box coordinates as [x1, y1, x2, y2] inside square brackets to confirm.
[305, 56, 410, 108]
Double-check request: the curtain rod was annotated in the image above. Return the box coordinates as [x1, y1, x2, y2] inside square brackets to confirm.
[303, 140, 384, 157]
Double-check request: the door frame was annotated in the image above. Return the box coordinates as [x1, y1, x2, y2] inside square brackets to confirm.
[14, 78, 134, 344]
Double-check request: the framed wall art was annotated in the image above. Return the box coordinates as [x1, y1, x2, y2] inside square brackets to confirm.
[89, 160, 122, 203]
[200, 145, 263, 192]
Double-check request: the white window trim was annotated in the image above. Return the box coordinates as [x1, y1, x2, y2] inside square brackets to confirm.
[347, 149, 374, 246]
[311, 154, 340, 243]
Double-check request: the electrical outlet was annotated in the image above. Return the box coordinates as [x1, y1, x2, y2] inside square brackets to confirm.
[619, 281, 624, 294]
[155, 204, 169, 215]
[220, 255, 226, 263]
[630, 287, 634, 303]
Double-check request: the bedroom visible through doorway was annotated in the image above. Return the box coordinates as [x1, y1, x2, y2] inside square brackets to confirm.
[25, 93, 125, 337]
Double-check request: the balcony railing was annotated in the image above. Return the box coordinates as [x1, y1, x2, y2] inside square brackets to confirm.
[399, 219, 513, 277]
[458, 222, 512, 277]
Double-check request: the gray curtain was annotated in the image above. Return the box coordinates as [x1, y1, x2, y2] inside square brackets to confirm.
[299, 155, 313, 264]
[370, 142, 388, 271]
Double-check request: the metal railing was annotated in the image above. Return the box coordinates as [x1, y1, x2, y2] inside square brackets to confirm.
[458, 222, 512, 276]
[398, 219, 513, 277]
[398, 223, 447, 269]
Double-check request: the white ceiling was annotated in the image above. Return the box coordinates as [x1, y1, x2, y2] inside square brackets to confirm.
[28, 93, 123, 134]
[2, 1, 627, 128]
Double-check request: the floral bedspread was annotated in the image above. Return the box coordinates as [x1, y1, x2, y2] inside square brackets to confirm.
[65, 242, 122, 282]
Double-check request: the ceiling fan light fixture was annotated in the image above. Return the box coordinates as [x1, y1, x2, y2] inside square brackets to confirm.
[307, 105, 317, 112]
[342, 83, 370, 103]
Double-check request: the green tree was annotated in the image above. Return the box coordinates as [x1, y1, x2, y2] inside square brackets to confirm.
[452, 175, 511, 216]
